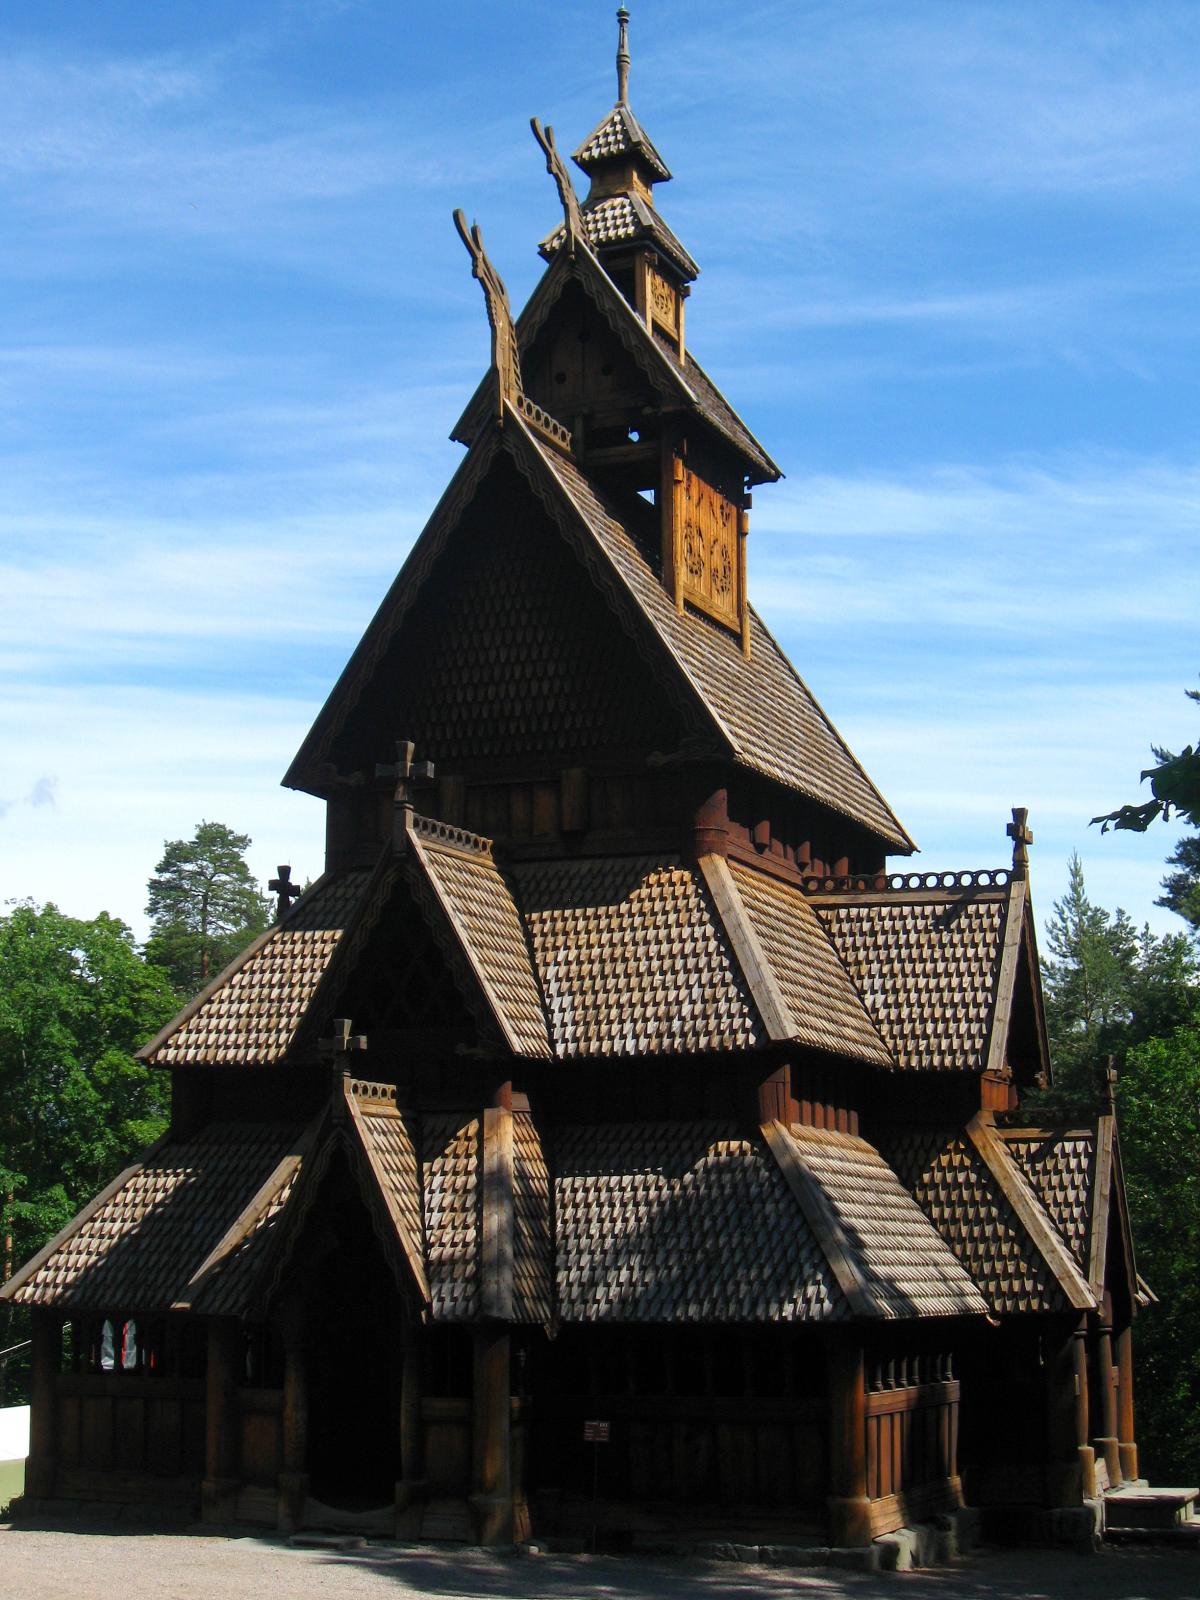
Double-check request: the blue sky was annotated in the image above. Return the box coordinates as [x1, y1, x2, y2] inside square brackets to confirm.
[2, 0, 1198, 944]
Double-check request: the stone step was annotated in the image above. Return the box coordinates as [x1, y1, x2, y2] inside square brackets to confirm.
[1105, 1485, 1198, 1531]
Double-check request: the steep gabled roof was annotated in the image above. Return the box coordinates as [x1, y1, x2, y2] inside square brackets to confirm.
[509, 415, 910, 848]
[702, 856, 891, 1065]
[881, 1114, 1096, 1315]
[452, 240, 780, 482]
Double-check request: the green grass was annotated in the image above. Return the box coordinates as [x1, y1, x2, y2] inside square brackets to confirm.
[0, 1457, 25, 1515]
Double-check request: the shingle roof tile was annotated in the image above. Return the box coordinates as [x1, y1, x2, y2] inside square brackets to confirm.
[517, 857, 763, 1057]
[813, 890, 1006, 1070]
[554, 1121, 846, 1323]
[148, 871, 371, 1067]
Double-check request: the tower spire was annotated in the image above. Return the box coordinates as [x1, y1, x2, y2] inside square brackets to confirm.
[616, 6, 631, 106]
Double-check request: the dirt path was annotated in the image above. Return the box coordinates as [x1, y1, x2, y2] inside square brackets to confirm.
[0, 1529, 1197, 1600]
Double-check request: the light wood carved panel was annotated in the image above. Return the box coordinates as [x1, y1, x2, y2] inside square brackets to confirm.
[674, 464, 739, 629]
[648, 266, 679, 337]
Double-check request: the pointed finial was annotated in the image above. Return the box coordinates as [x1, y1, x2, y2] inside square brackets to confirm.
[616, 6, 631, 105]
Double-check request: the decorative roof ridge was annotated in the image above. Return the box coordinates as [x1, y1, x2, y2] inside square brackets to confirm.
[410, 812, 494, 857]
[804, 868, 1010, 896]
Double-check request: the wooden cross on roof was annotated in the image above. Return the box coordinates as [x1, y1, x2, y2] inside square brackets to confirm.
[319, 1015, 368, 1119]
[376, 739, 435, 850]
[1007, 806, 1033, 878]
[268, 864, 303, 924]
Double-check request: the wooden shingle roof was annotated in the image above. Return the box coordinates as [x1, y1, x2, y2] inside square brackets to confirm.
[881, 1117, 1096, 1316]
[1001, 1128, 1097, 1272]
[766, 1123, 988, 1320]
[141, 869, 371, 1068]
[516, 856, 763, 1057]
[553, 1121, 847, 1324]
[811, 879, 1011, 1071]
[539, 193, 699, 280]
[513, 416, 910, 849]
[573, 102, 671, 181]
[0, 1122, 305, 1314]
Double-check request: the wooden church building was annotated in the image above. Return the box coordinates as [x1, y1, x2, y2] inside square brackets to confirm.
[3, 12, 1144, 1549]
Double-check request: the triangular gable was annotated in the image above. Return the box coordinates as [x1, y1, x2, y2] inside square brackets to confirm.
[701, 855, 891, 1066]
[139, 869, 372, 1068]
[451, 240, 780, 482]
[811, 873, 1032, 1072]
[507, 413, 911, 850]
[251, 1085, 429, 1311]
[407, 817, 551, 1059]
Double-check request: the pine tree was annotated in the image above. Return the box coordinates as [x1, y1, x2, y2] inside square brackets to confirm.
[144, 821, 270, 997]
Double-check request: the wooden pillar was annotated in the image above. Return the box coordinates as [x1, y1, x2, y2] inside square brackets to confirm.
[277, 1301, 309, 1532]
[24, 1309, 61, 1499]
[1045, 1316, 1093, 1505]
[200, 1318, 241, 1523]
[826, 1337, 871, 1546]
[1095, 1297, 1122, 1489]
[395, 1328, 426, 1538]
[470, 1325, 512, 1546]
[1116, 1323, 1138, 1483]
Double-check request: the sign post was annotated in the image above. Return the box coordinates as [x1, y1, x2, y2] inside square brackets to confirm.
[582, 1419, 610, 1552]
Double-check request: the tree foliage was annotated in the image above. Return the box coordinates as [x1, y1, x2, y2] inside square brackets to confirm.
[1092, 684, 1200, 834]
[1159, 834, 1200, 934]
[144, 820, 270, 996]
[0, 903, 177, 1280]
[1118, 1023, 1200, 1478]
[1029, 854, 1197, 1119]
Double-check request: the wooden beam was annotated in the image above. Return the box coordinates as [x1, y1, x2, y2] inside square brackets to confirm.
[201, 1318, 241, 1525]
[277, 1298, 309, 1533]
[826, 1337, 872, 1546]
[984, 876, 1027, 1080]
[967, 1114, 1095, 1311]
[24, 1308, 60, 1499]
[698, 854, 793, 1040]
[1089, 1114, 1116, 1295]
[470, 1326, 513, 1545]
[760, 1121, 880, 1319]
[480, 1107, 514, 1323]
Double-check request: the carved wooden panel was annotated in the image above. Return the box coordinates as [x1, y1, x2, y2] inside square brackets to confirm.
[674, 463, 740, 629]
[648, 265, 679, 337]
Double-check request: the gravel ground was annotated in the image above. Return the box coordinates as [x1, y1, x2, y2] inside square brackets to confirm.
[0, 1531, 1197, 1600]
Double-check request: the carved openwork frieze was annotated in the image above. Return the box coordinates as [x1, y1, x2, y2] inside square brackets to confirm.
[648, 265, 679, 337]
[673, 462, 740, 629]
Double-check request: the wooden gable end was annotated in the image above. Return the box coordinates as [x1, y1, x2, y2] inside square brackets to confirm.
[521, 276, 658, 430]
[328, 452, 692, 785]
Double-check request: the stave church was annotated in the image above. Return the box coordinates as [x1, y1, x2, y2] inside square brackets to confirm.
[3, 11, 1145, 1550]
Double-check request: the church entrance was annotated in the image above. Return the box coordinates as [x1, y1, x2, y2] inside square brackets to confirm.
[299, 1156, 405, 1511]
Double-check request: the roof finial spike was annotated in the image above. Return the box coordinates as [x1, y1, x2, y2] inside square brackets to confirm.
[616, 6, 631, 105]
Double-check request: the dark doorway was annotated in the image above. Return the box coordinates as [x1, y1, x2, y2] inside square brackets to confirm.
[300, 1154, 406, 1510]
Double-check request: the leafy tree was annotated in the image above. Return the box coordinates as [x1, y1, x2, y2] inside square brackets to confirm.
[145, 820, 270, 996]
[1117, 1022, 1200, 1479]
[0, 903, 177, 1287]
[1092, 683, 1200, 833]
